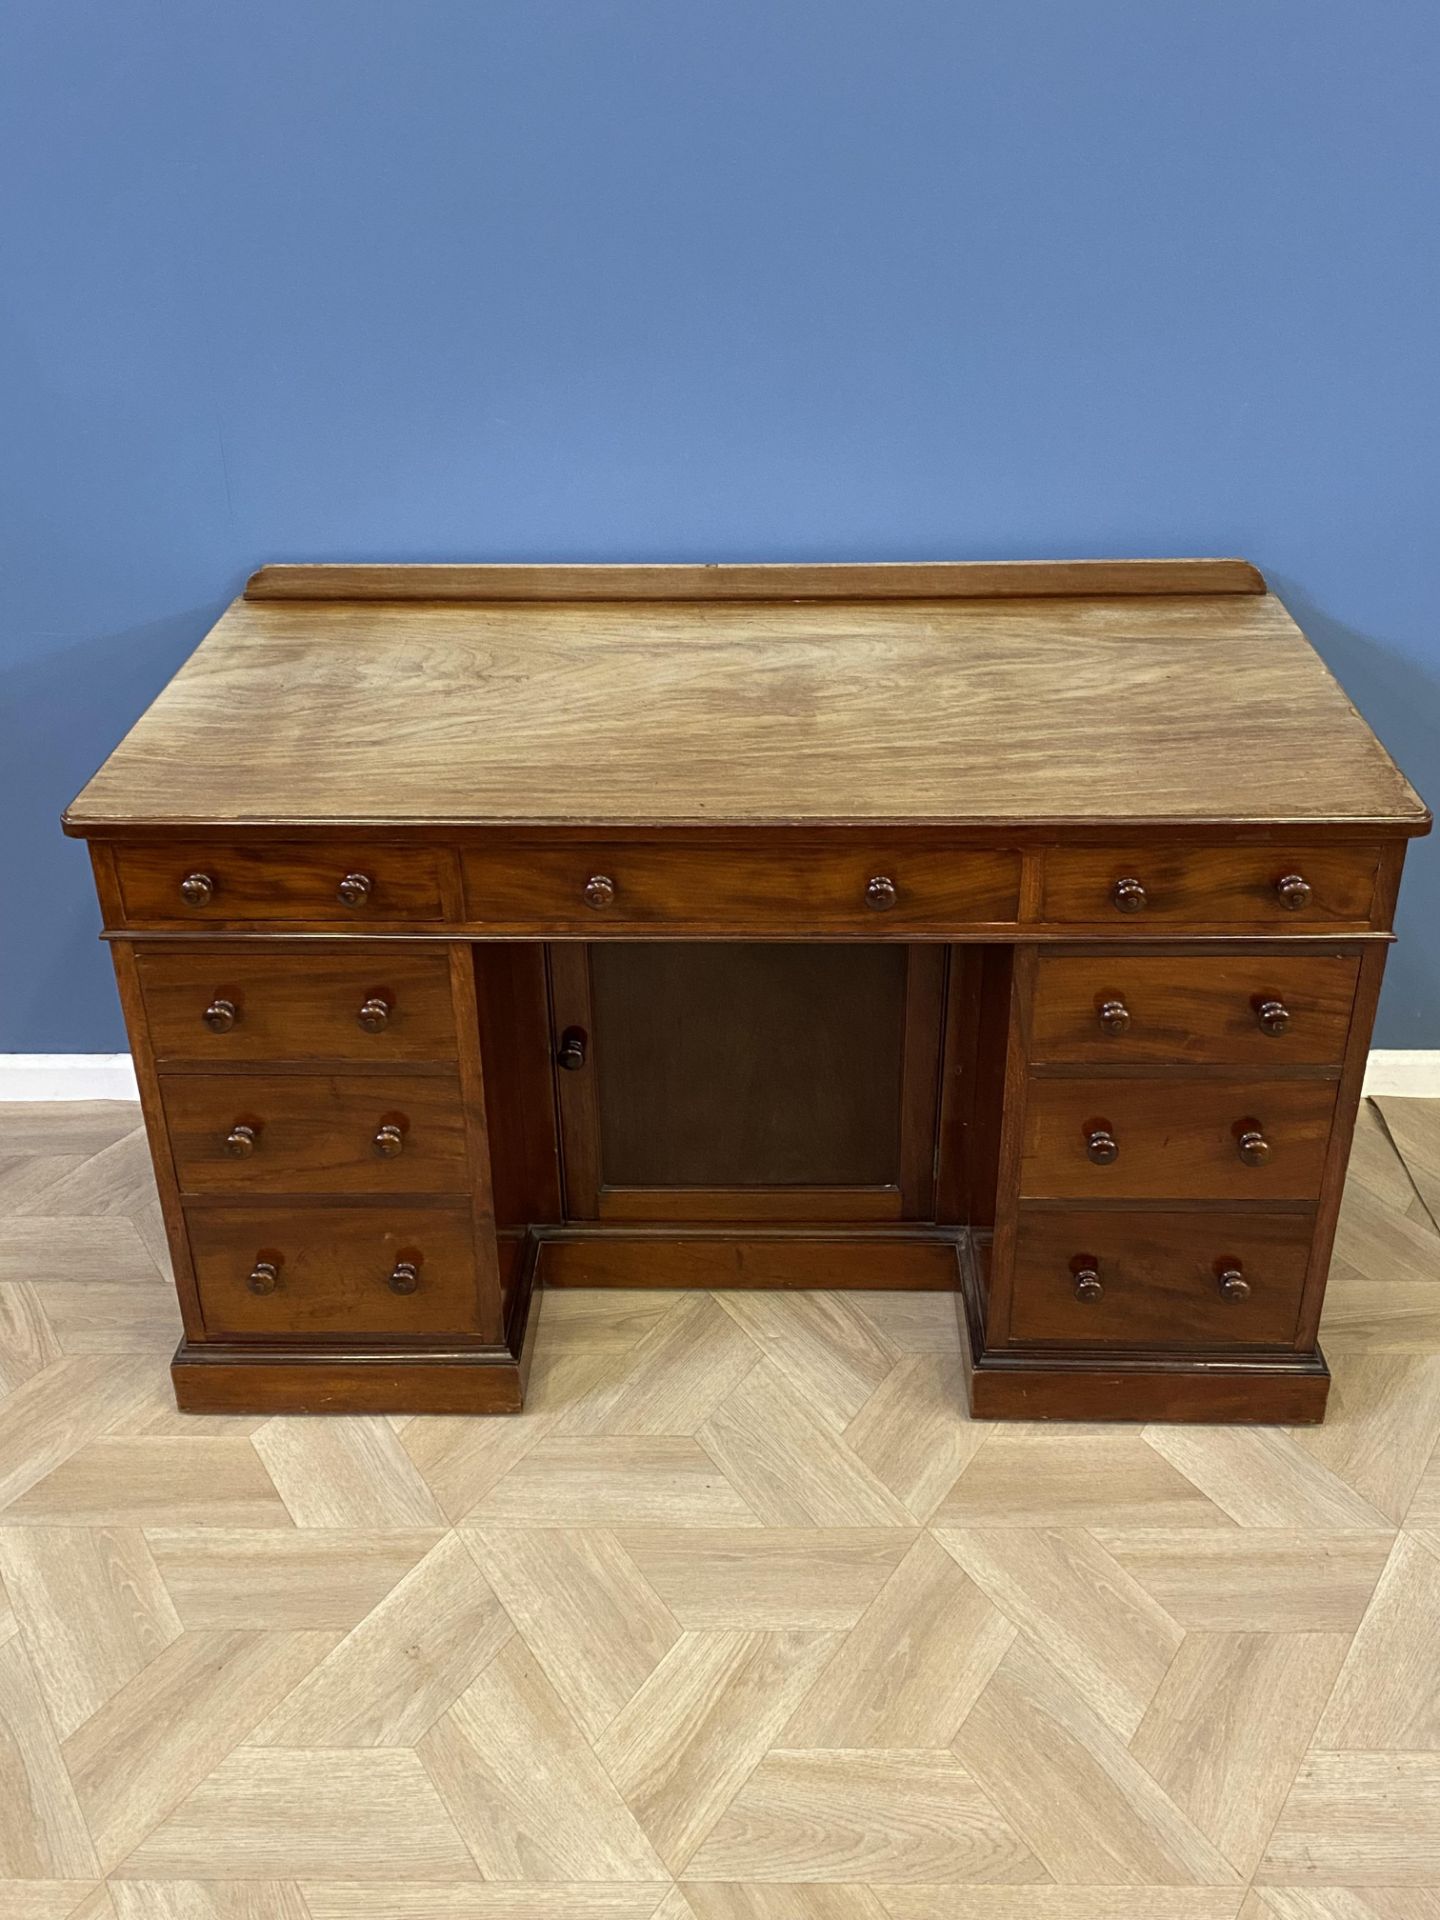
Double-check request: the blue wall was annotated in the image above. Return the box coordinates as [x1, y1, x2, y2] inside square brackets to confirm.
[4, 1, 1437, 1050]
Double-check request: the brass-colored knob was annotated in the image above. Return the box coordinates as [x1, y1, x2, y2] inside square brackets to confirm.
[388, 1260, 420, 1295]
[557, 1027, 588, 1072]
[1098, 997, 1131, 1035]
[357, 994, 391, 1033]
[1256, 998, 1290, 1036]
[180, 872, 215, 906]
[1218, 1265, 1251, 1301]
[1237, 1128, 1271, 1166]
[338, 872, 372, 907]
[1073, 1265, 1104, 1303]
[583, 873, 616, 909]
[203, 997, 238, 1033]
[1112, 876, 1147, 913]
[1276, 873, 1311, 911]
[247, 1259, 279, 1295]
[225, 1122, 259, 1158]
[865, 874, 898, 911]
[1086, 1126, 1119, 1166]
[373, 1123, 405, 1158]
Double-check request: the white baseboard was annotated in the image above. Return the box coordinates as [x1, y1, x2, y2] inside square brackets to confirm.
[3, 1049, 1439, 1104]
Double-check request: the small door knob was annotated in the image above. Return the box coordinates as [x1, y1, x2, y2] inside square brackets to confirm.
[1073, 1264, 1104, 1303]
[1237, 1127, 1271, 1166]
[584, 874, 616, 910]
[247, 1259, 280, 1296]
[180, 872, 215, 906]
[865, 874, 897, 911]
[225, 1122, 259, 1158]
[1112, 876, 1147, 913]
[1256, 998, 1290, 1036]
[387, 1260, 420, 1295]
[357, 994, 392, 1033]
[373, 1123, 405, 1158]
[1098, 997, 1131, 1035]
[1086, 1126, 1119, 1166]
[557, 1027, 588, 1072]
[338, 872, 372, 907]
[203, 997, 238, 1033]
[1275, 873, 1311, 911]
[1218, 1265, 1251, 1301]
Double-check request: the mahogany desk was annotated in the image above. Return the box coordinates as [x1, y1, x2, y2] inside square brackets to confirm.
[63, 560, 1429, 1423]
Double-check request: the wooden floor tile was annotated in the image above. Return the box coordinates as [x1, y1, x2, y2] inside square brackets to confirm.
[107, 1881, 311, 1918]
[597, 1630, 840, 1869]
[714, 1294, 897, 1433]
[0, 1636, 98, 1877]
[879, 1895, 1247, 1919]
[465, 1526, 682, 1739]
[574, 1294, 762, 1437]
[1314, 1532, 1440, 1747]
[1142, 1427, 1392, 1529]
[1130, 1632, 1349, 1875]
[780, 1535, 1013, 1748]
[0, 1357, 154, 1512]
[0, 1219, 161, 1290]
[144, 1527, 441, 1629]
[306, 1888, 674, 1918]
[683, 1747, 1044, 1884]
[933, 1431, 1232, 1529]
[935, 1528, 1182, 1739]
[1257, 1751, 1440, 1884]
[420, 1637, 666, 1880]
[539, 1288, 685, 1350]
[1293, 1353, 1440, 1522]
[682, 1886, 890, 1918]
[0, 1526, 180, 1737]
[1320, 1280, 1440, 1351]
[254, 1534, 513, 1746]
[697, 1366, 912, 1528]
[614, 1529, 915, 1630]
[467, 1438, 761, 1528]
[841, 1356, 982, 1521]
[1254, 1891, 1440, 1918]
[0, 1282, 63, 1396]
[846, 1289, 963, 1354]
[953, 1639, 1237, 1887]
[27, 1282, 180, 1356]
[0, 1884, 101, 1920]
[400, 1411, 557, 1523]
[3, 1438, 293, 1529]
[251, 1417, 447, 1529]
[1092, 1529, 1394, 1631]
[117, 1747, 477, 1879]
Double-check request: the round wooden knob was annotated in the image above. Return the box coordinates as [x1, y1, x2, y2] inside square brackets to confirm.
[584, 874, 616, 910]
[865, 875, 897, 911]
[1237, 1128, 1271, 1166]
[1112, 876, 1147, 913]
[1275, 873, 1311, 911]
[1218, 1265, 1251, 1301]
[1098, 998, 1131, 1035]
[1086, 1126, 1119, 1166]
[1073, 1265, 1104, 1303]
[1256, 998, 1290, 1036]
[180, 872, 214, 906]
[357, 994, 391, 1033]
[247, 1259, 279, 1296]
[337, 872, 372, 907]
[225, 1122, 258, 1158]
[203, 997, 238, 1033]
[387, 1260, 420, 1295]
[373, 1123, 405, 1158]
[557, 1027, 588, 1072]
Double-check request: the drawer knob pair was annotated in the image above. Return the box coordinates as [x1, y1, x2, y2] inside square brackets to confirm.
[1110, 873, 1313, 914]
[245, 1254, 420, 1297]
[1071, 1258, 1251, 1303]
[221, 1118, 407, 1156]
[180, 870, 374, 908]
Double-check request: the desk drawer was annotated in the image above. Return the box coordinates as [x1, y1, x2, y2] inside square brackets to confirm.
[114, 842, 451, 926]
[136, 946, 457, 1064]
[1009, 1207, 1310, 1348]
[163, 1072, 469, 1196]
[1030, 952, 1360, 1066]
[462, 841, 1021, 933]
[189, 1204, 482, 1339]
[1020, 1075, 1337, 1200]
[1040, 845, 1381, 929]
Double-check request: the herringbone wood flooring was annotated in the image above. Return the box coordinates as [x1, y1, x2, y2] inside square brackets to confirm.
[1, 1099, 1439, 1919]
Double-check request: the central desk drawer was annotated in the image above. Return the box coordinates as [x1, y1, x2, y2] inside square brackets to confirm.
[1009, 1207, 1310, 1348]
[163, 1073, 469, 1195]
[1020, 1075, 1338, 1200]
[113, 842, 451, 926]
[1030, 952, 1361, 1066]
[136, 946, 458, 1065]
[188, 1204, 482, 1339]
[462, 842, 1021, 933]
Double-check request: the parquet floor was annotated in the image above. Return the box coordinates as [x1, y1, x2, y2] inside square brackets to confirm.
[1, 1099, 1439, 1920]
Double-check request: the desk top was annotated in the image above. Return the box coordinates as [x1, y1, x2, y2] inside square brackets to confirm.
[65, 560, 1428, 836]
